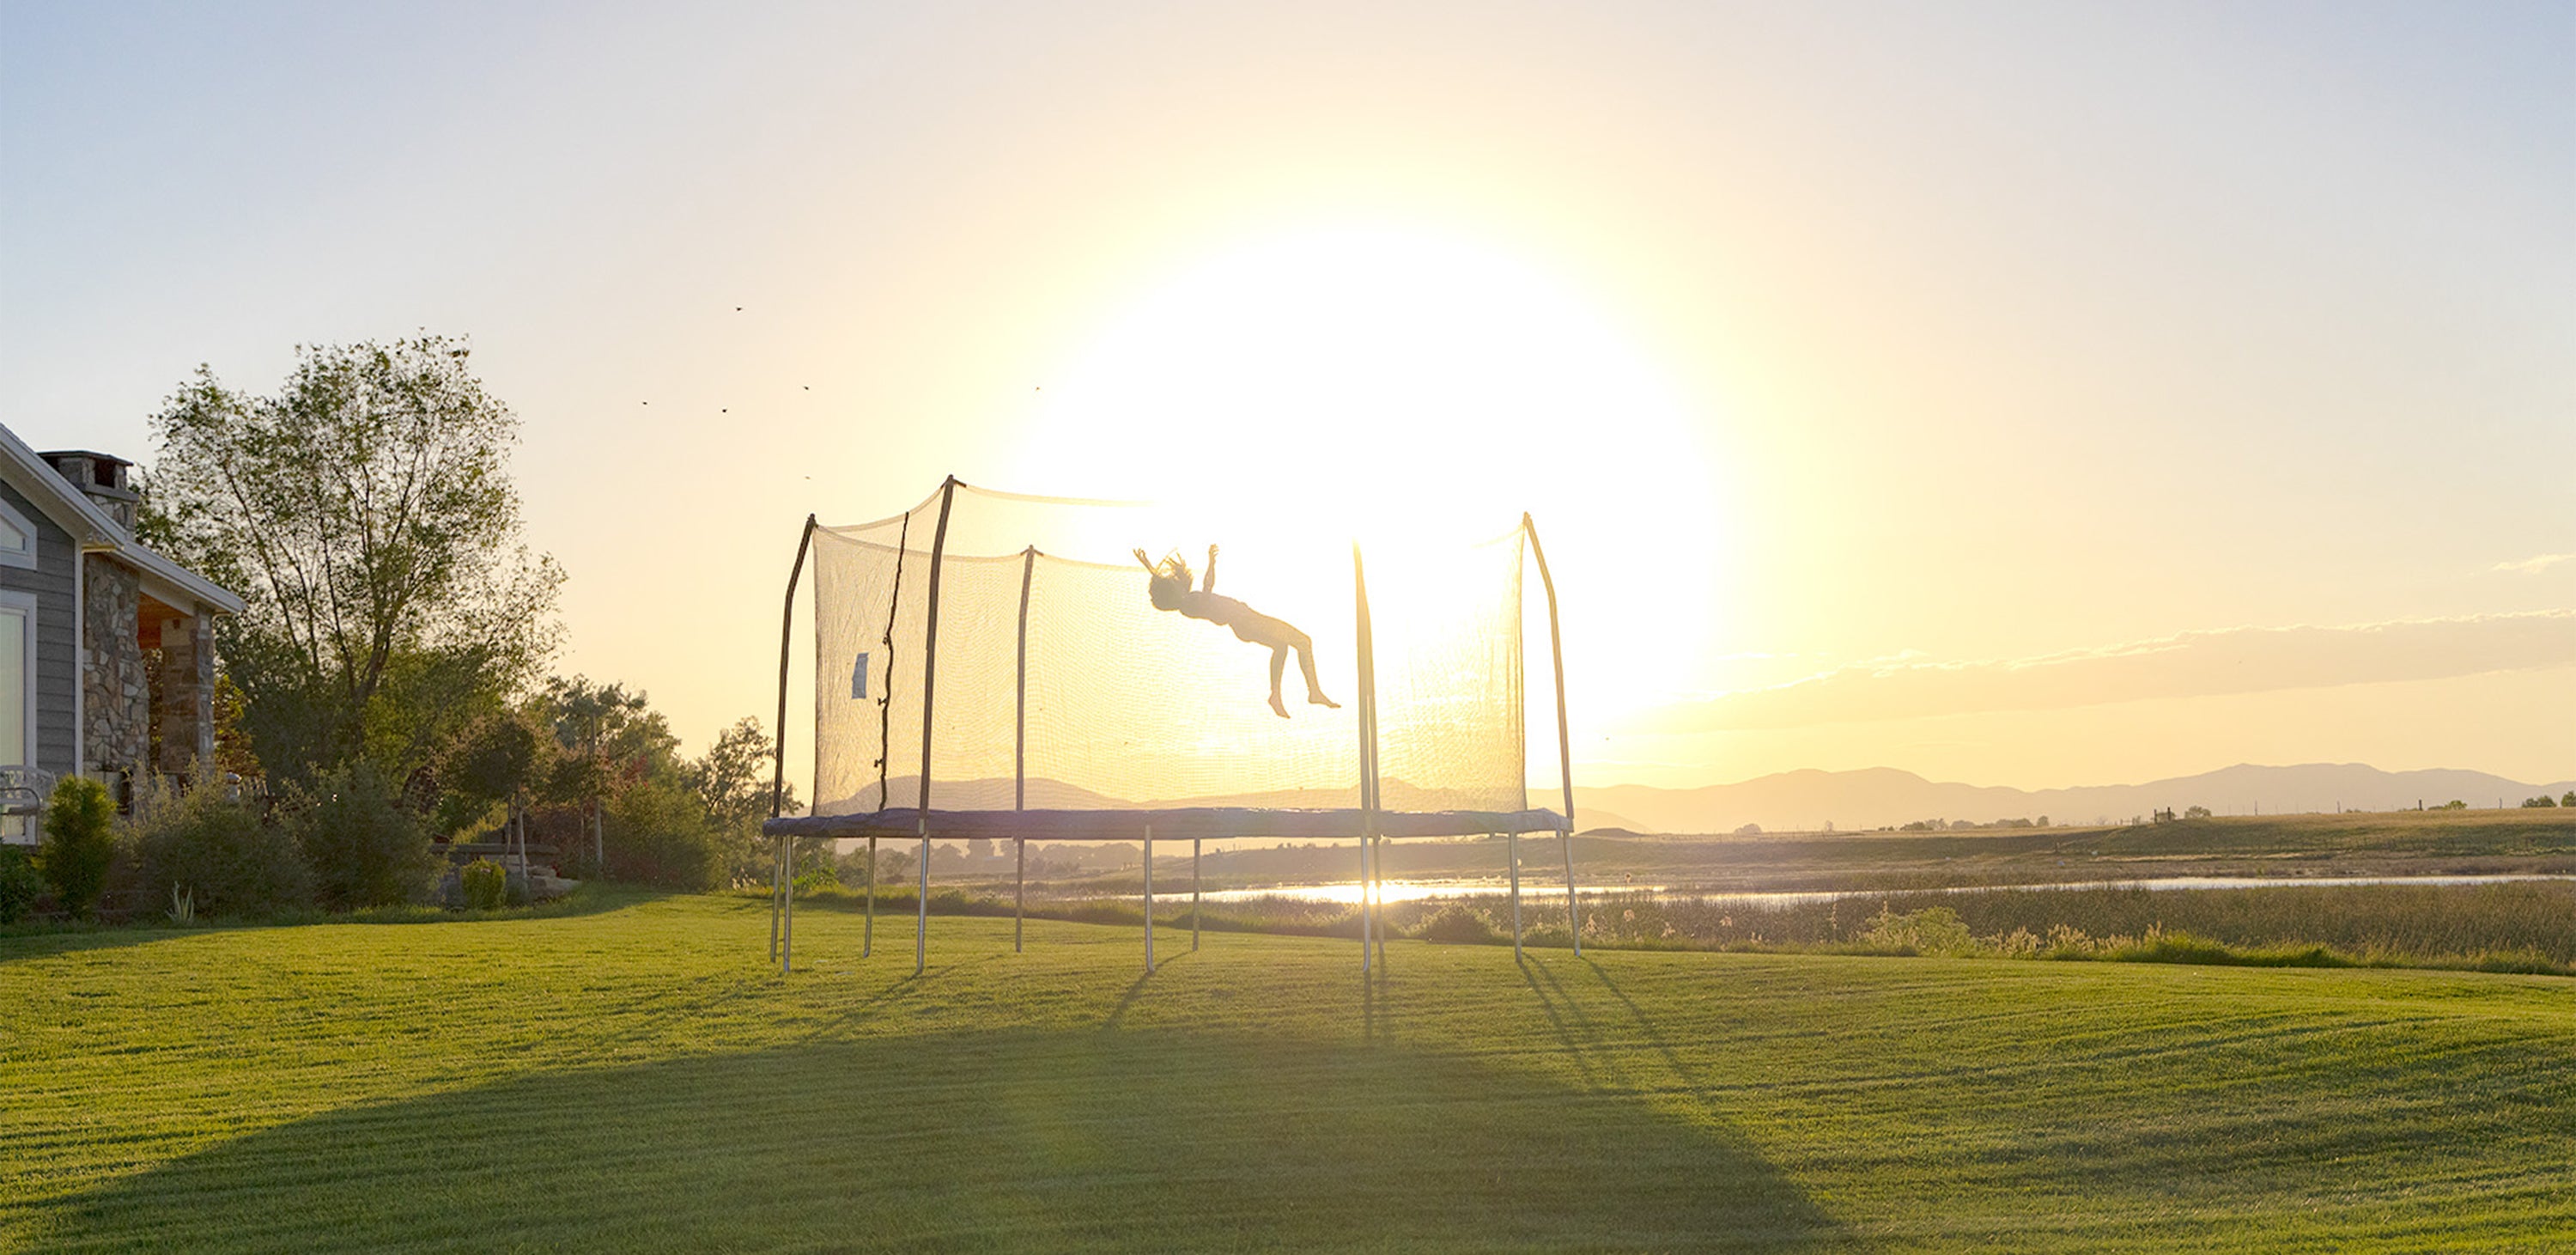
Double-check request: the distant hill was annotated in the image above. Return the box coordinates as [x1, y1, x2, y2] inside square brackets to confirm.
[814, 764, 2570, 840]
[1574, 764, 2576, 835]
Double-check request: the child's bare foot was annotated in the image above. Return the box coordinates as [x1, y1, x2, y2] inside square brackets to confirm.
[1309, 692, 1341, 710]
[1269, 693, 1290, 718]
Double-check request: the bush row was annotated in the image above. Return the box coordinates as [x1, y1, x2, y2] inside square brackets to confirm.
[9, 769, 739, 925]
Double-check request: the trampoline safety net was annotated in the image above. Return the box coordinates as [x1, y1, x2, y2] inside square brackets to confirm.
[798, 480, 1546, 828]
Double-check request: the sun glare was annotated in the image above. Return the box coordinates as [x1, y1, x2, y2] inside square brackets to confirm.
[1008, 225, 1732, 726]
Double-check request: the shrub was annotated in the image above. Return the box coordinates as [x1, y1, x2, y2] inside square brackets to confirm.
[37, 776, 118, 918]
[129, 776, 313, 917]
[789, 838, 838, 896]
[459, 858, 508, 910]
[603, 777, 722, 890]
[1418, 902, 1501, 944]
[0, 844, 45, 922]
[1854, 905, 1975, 955]
[290, 763, 437, 908]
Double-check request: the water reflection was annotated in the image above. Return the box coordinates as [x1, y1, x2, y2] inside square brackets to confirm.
[1180, 873, 2576, 907]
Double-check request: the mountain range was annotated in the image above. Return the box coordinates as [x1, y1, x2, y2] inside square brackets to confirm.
[1572, 763, 2576, 835]
[819, 763, 2575, 839]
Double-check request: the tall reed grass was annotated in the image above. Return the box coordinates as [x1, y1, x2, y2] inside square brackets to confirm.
[773, 880, 2576, 975]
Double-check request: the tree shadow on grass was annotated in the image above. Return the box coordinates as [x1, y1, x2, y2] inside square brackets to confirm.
[36, 1030, 1860, 1253]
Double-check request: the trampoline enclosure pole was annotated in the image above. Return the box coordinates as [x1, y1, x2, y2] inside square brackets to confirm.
[914, 478, 958, 978]
[1015, 545, 1032, 955]
[768, 515, 816, 966]
[1352, 541, 1380, 973]
[1526, 515, 1579, 957]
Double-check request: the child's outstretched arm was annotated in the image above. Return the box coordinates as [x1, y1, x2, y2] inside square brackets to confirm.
[1205, 544, 1219, 592]
[1133, 548, 1157, 573]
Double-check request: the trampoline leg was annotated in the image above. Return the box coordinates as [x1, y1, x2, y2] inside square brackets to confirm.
[862, 836, 876, 959]
[915, 825, 928, 977]
[1358, 832, 1371, 973]
[1192, 838, 1202, 952]
[1014, 837, 1025, 954]
[1561, 827, 1580, 957]
[1507, 830, 1522, 962]
[1373, 836, 1388, 969]
[1144, 825, 1155, 973]
[782, 838, 795, 975]
[769, 833, 782, 964]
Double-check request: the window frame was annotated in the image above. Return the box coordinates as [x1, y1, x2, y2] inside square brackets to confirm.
[0, 496, 35, 570]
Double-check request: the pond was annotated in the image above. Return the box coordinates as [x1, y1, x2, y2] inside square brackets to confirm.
[1178, 873, 2576, 908]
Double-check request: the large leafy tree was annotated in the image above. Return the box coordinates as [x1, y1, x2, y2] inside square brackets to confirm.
[687, 716, 800, 883]
[147, 335, 561, 783]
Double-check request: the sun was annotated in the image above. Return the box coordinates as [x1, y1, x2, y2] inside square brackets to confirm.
[1007, 223, 1734, 731]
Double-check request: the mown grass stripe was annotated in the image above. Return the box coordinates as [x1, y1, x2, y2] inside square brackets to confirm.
[4, 891, 2569, 1252]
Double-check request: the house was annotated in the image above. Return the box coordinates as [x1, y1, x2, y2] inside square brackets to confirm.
[0, 422, 246, 841]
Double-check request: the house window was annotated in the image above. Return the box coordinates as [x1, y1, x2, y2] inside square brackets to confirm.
[0, 591, 31, 842]
[0, 497, 33, 570]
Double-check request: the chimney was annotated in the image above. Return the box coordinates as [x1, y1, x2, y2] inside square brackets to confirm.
[39, 449, 140, 530]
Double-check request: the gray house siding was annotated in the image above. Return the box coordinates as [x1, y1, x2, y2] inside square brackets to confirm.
[0, 478, 78, 776]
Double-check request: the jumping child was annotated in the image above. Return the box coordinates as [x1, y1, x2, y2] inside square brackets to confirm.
[1133, 544, 1340, 718]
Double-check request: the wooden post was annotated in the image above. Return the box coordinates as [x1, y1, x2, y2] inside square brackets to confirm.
[1526, 515, 1579, 959]
[1192, 837, 1202, 952]
[1507, 829, 1522, 961]
[914, 478, 959, 978]
[1144, 825, 1155, 973]
[767, 515, 816, 968]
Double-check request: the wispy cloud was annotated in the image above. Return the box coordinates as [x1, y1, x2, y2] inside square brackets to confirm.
[1635, 611, 2576, 732]
[2494, 553, 2573, 575]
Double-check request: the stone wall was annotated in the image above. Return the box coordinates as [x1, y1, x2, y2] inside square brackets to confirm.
[154, 612, 213, 775]
[82, 556, 149, 777]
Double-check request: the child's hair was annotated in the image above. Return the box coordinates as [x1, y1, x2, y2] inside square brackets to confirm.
[1146, 551, 1193, 610]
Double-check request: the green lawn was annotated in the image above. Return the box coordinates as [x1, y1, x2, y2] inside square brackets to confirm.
[4, 891, 2570, 1252]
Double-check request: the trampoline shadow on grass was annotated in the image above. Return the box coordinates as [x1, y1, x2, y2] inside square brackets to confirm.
[37, 1029, 1862, 1253]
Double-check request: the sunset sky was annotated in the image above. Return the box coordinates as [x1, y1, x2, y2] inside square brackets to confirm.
[3, 2, 2568, 791]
